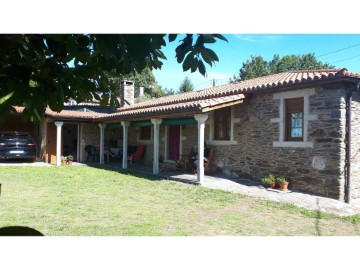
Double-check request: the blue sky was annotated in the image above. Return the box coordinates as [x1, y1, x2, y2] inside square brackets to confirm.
[153, 34, 360, 91]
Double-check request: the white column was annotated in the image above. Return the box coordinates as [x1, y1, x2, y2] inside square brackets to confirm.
[151, 118, 162, 174]
[54, 121, 64, 166]
[98, 123, 106, 164]
[77, 124, 80, 162]
[121, 121, 130, 169]
[194, 114, 208, 184]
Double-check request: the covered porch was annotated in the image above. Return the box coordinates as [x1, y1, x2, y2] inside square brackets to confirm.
[93, 113, 210, 183]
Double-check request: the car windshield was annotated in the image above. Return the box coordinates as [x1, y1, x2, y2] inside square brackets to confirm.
[1, 133, 31, 140]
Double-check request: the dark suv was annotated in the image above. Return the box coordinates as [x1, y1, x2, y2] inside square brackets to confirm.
[0, 131, 37, 162]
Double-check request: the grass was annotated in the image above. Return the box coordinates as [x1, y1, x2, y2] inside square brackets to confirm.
[0, 166, 360, 236]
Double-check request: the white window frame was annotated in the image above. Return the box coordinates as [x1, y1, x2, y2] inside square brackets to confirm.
[271, 88, 317, 148]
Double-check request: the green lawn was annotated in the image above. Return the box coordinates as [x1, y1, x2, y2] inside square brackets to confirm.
[0, 166, 360, 236]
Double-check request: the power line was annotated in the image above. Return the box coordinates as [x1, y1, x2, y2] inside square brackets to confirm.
[194, 80, 212, 87]
[330, 54, 360, 64]
[317, 43, 360, 58]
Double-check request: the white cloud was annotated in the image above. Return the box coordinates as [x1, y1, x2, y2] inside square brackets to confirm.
[234, 34, 285, 43]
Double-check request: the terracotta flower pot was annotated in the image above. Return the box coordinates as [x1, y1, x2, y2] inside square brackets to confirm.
[278, 181, 289, 191]
[61, 160, 67, 165]
[268, 181, 276, 189]
[67, 161, 73, 166]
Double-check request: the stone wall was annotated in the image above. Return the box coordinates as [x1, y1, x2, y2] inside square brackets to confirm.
[351, 91, 360, 199]
[80, 123, 100, 162]
[210, 85, 349, 200]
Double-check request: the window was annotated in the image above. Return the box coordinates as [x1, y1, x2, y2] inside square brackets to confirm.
[272, 88, 316, 148]
[140, 126, 151, 140]
[214, 107, 231, 140]
[285, 98, 304, 141]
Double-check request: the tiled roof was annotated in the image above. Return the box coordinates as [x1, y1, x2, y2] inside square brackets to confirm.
[101, 94, 245, 120]
[13, 106, 107, 121]
[13, 68, 360, 122]
[98, 68, 360, 121]
[44, 108, 107, 120]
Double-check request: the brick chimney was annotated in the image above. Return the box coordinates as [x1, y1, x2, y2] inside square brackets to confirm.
[120, 80, 135, 107]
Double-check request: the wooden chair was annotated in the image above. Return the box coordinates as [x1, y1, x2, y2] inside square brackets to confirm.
[193, 148, 213, 174]
[203, 148, 213, 172]
[176, 146, 193, 171]
[128, 144, 146, 164]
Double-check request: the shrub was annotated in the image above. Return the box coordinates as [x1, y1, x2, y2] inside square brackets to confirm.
[277, 176, 288, 184]
[261, 173, 277, 185]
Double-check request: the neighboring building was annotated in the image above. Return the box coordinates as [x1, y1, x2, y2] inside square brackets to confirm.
[2, 69, 360, 202]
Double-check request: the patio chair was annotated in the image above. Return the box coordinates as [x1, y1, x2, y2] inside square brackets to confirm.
[128, 144, 146, 164]
[203, 148, 213, 172]
[175, 146, 193, 172]
[85, 145, 99, 162]
[193, 148, 213, 174]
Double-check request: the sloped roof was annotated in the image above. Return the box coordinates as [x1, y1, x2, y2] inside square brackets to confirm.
[13, 68, 360, 122]
[14, 106, 107, 121]
[98, 68, 360, 121]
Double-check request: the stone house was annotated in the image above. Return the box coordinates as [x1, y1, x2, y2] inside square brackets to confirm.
[2, 68, 360, 202]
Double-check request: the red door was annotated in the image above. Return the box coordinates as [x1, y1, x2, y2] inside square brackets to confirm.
[168, 125, 180, 160]
[46, 123, 58, 164]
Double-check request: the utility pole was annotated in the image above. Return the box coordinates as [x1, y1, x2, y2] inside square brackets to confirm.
[212, 79, 216, 87]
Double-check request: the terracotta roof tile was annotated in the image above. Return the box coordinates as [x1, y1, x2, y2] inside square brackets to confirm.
[44, 108, 107, 119]
[13, 106, 107, 121]
[13, 68, 360, 122]
[98, 68, 359, 121]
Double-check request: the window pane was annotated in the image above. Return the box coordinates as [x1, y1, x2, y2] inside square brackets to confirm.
[290, 112, 303, 138]
[285, 98, 304, 141]
[214, 107, 231, 140]
[226, 115, 231, 139]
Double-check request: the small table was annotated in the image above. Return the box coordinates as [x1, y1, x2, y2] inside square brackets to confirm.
[110, 148, 123, 158]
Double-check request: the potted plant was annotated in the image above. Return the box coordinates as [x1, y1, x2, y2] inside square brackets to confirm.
[277, 176, 289, 191]
[66, 155, 74, 165]
[261, 173, 277, 189]
[61, 156, 67, 165]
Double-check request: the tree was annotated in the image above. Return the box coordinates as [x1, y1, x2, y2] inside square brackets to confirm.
[0, 34, 227, 122]
[239, 56, 269, 81]
[179, 77, 194, 93]
[232, 53, 335, 81]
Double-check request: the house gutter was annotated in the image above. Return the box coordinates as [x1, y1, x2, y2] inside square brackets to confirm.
[345, 81, 360, 203]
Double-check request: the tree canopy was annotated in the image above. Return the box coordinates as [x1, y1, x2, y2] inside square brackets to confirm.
[232, 53, 335, 81]
[179, 77, 194, 93]
[0, 34, 227, 122]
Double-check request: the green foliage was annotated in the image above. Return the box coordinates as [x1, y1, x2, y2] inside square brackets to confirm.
[276, 176, 288, 184]
[0, 34, 227, 123]
[179, 77, 194, 93]
[240, 56, 269, 81]
[174, 34, 228, 76]
[232, 53, 335, 81]
[261, 173, 277, 185]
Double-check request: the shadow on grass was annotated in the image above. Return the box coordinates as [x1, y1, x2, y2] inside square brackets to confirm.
[85, 162, 166, 182]
[0, 226, 44, 236]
